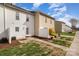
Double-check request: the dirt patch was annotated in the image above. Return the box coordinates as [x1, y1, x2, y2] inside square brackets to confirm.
[0, 40, 20, 49]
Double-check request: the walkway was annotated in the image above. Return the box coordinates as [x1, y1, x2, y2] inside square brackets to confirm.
[66, 31, 79, 56]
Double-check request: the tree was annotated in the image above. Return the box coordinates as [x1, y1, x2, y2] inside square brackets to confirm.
[70, 18, 78, 32]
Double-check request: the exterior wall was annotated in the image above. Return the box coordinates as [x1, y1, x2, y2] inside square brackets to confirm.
[39, 14, 46, 28]
[39, 27, 49, 38]
[37, 12, 55, 38]
[6, 7, 34, 39]
[55, 21, 72, 33]
[39, 14, 49, 38]
[62, 23, 72, 32]
[62, 23, 66, 32]
[34, 12, 39, 36]
[0, 5, 5, 39]
[39, 14, 55, 32]
[25, 14, 34, 36]
[47, 17, 55, 32]
[55, 21, 62, 33]
[0, 4, 34, 40]
[64, 25, 72, 32]
[4, 7, 26, 39]
[5, 7, 16, 29]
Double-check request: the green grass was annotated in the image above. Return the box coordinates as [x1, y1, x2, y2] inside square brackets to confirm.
[52, 39, 71, 47]
[0, 41, 66, 56]
[60, 37, 73, 41]
[61, 32, 75, 36]
[52, 36, 73, 47]
[0, 42, 52, 56]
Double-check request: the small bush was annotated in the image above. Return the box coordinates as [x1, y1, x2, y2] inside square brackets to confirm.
[49, 28, 57, 36]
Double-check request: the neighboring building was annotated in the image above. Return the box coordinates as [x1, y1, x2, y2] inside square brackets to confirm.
[34, 11, 55, 38]
[64, 25, 72, 32]
[61, 22, 72, 32]
[0, 4, 34, 44]
[55, 21, 62, 33]
[55, 21, 72, 33]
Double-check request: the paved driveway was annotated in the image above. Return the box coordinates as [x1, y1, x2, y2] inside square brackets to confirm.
[66, 31, 79, 56]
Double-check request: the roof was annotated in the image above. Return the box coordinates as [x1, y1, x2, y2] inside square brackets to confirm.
[0, 3, 55, 20]
[55, 21, 71, 28]
[55, 21, 65, 24]
[1, 3, 34, 15]
[65, 25, 71, 28]
[34, 11, 55, 20]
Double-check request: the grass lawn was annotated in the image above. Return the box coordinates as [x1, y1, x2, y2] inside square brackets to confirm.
[51, 36, 73, 47]
[51, 32, 75, 47]
[61, 32, 75, 36]
[0, 41, 66, 56]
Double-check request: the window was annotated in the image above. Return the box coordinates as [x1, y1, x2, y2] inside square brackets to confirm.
[16, 12, 19, 20]
[26, 17, 29, 22]
[15, 27, 19, 32]
[26, 28, 29, 34]
[45, 17, 47, 23]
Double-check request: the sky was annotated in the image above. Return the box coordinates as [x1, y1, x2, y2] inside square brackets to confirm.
[16, 3, 79, 28]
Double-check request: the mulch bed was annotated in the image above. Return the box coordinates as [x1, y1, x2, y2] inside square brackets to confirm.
[0, 40, 20, 49]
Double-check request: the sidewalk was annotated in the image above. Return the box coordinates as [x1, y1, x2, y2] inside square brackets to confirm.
[66, 31, 79, 56]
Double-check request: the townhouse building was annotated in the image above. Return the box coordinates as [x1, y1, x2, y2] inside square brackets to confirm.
[0, 4, 34, 44]
[0, 3, 56, 44]
[0, 3, 73, 44]
[34, 11, 55, 38]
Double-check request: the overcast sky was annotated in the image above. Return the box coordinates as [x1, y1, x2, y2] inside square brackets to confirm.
[16, 3, 79, 28]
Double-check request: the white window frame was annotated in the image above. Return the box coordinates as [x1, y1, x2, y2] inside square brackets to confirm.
[16, 12, 19, 20]
[15, 27, 19, 32]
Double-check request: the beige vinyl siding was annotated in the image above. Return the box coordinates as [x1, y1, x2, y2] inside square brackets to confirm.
[34, 12, 39, 36]
[39, 14, 55, 32]
[55, 21, 62, 33]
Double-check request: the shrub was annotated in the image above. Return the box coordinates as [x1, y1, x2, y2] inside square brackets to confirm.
[49, 28, 57, 36]
[49, 28, 53, 35]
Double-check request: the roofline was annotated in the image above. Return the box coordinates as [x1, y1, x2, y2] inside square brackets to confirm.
[65, 25, 71, 28]
[0, 3, 55, 20]
[35, 11, 55, 20]
[56, 21, 72, 28]
[55, 21, 65, 24]
[1, 3, 34, 15]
